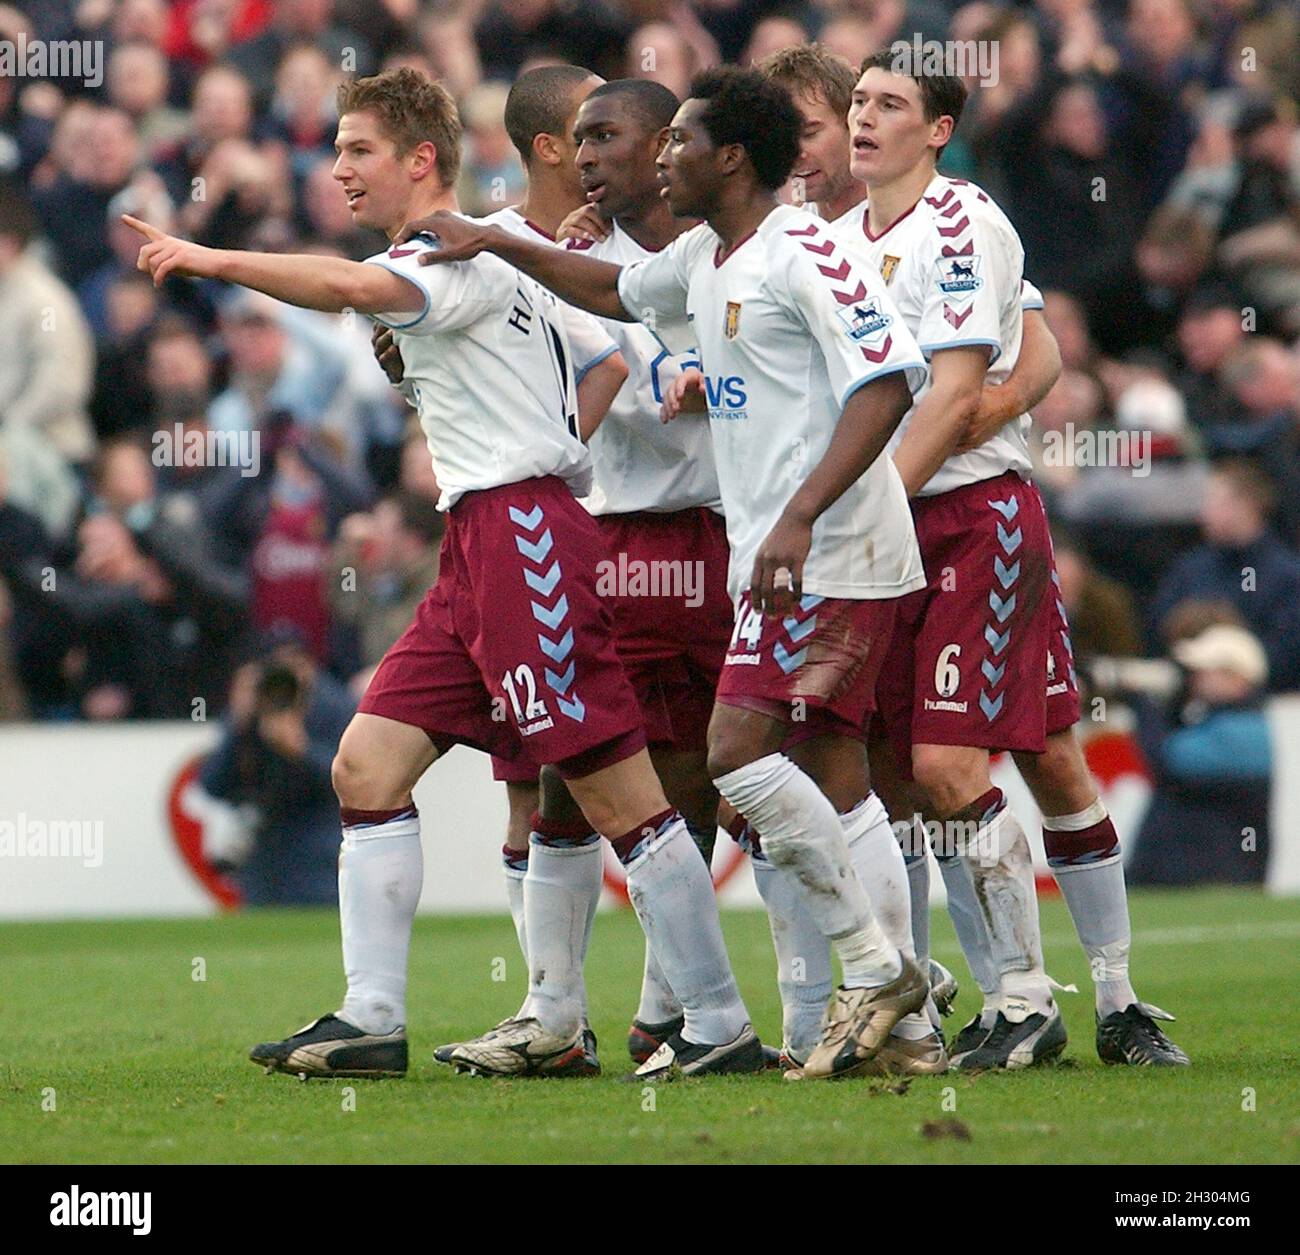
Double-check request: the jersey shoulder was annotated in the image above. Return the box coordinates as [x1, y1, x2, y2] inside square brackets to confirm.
[919, 177, 1021, 248]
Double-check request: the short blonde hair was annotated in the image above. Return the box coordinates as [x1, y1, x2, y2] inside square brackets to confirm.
[337, 67, 462, 187]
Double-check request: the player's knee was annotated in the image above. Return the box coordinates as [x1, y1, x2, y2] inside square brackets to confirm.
[331, 737, 406, 811]
[330, 746, 366, 808]
[910, 744, 976, 815]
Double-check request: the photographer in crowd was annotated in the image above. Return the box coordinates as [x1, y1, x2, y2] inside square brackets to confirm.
[198, 628, 355, 906]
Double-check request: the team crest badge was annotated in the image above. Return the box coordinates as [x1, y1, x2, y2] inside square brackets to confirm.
[880, 255, 901, 284]
[724, 301, 741, 339]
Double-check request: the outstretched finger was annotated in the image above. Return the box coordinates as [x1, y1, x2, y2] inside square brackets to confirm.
[121, 214, 163, 241]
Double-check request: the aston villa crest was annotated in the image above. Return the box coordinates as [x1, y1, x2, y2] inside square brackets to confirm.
[724, 301, 741, 339]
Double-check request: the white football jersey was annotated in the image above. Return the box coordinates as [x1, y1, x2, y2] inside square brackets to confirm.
[829, 175, 1033, 497]
[365, 231, 616, 510]
[567, 222, 721, 515]
[478, 204, 557, 244]
[617, 203, 926, 602]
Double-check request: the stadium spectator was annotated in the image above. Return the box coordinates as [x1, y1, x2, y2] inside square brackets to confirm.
[208, 289, 348, 437]
[1128, 621, 1273, 886]
[199, 630, 356, 905]
[456, 82, 526, 215]
[1211, 336, 1300, 538]
[0, 180, 96, 467]
[626, 20, 709, 98]
[228, 0, 375, 110]
[106, 41, 190, 162]
[475, 0, 633, 80]
[79, 174, 178, 344]
[1170, 282, 1246, 430]
[31, 106, 140, 288]
[1059, 376, 1209, 528]
[328, 490, 443, 681]
[1147, 459, 1300, 690]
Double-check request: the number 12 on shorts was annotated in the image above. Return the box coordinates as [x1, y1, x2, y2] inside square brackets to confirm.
[502, 664, 547, 723]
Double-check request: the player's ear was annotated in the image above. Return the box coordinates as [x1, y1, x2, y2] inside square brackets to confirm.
[718, 142, 746, 178]
[533, 131, 562, 168]
[651, 126, 671, 158]
[409, 139, 439, 183]
[930, 114, 955, 152]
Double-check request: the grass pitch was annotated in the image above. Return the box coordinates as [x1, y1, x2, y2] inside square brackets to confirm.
[1, 888, 1297, 1164]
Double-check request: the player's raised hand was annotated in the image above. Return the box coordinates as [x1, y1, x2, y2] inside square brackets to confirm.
[391, 210, 491, 263]
[122, 214, 218, 287]
[750, 511, 811, 617]
[556, 203, 611, 244]
[660, 366, 707, 423]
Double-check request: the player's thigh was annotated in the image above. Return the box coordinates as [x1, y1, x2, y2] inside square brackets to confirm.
[1011, 727, 1097, 816]
[866, 719, 927, 825]
[332, 712, 441, 810]
[649, 743, 717, 834]
[705, 699, 788, 781]
[788, 732, 868, 814]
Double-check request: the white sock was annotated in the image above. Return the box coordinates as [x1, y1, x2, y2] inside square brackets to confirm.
[636, 944, 683, 1025]
[937, 852, 1001, 1024]
[502, 848, 528, 968]
[1045, 802, 1136, 1015]
[751, 851, 832, 1063]
[338, 808, 423, 1035]
[844, 795, 931, 1040]
[715, 754, 900, 989]
[964, 803, 1051, 1016]
[902, 817, 931, 970]
[623, 814, 748, 1044]
[519, 832, 602, 1038]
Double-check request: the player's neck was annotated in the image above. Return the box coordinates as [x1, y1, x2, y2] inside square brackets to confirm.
[819, 176, 867, 224]
[517, 177, 582, 239]
[385, 187, 458, 241]
[615, 196, 689, 253]
[709, 189, 778, 254]
[864, 161, 936, 237]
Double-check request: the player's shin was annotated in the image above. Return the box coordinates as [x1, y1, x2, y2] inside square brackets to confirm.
[502, 845, 529, 965]
[615, 810, 749, 1045]
[520, 814, 603, 1039]
[337, 806, 423, 1035]
[1043, 801, 1137, 1015]
[750, 844, 833, 1064]
[715, 754, 901, 988]
[901, 816, 931, 972]
[959, 790, 1052, 1014]
[936, 850, 1001, 1024]
[844, 795, 933, 1040]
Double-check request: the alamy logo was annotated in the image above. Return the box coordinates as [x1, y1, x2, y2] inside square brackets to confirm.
[0, 814, 102, 867]
[50, 1186, 151, 1235]
[889, 36, 999, 87]
[0, 34, 102, 87]
[595, 554, 705, 608]
[151, 425, 260, 478]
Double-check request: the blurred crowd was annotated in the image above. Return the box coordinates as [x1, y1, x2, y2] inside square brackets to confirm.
[1, 2, 1299, 888]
